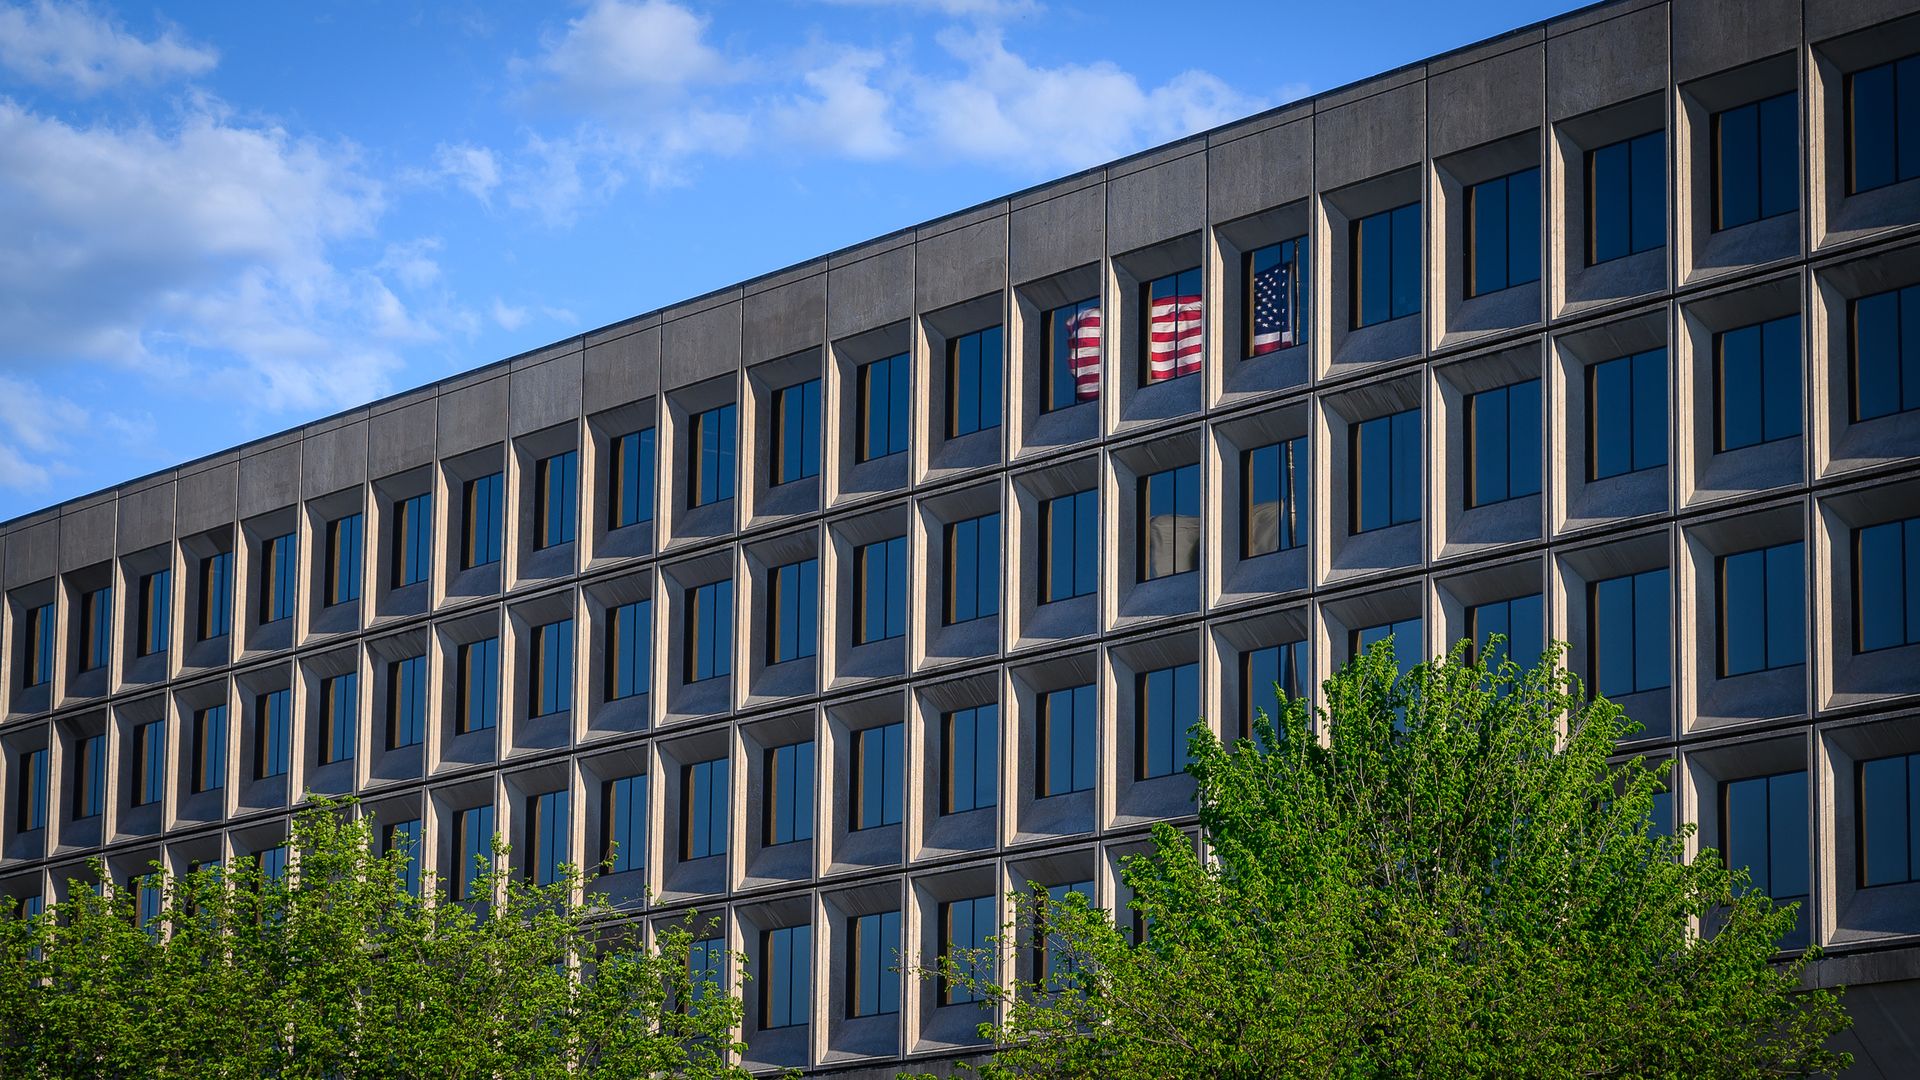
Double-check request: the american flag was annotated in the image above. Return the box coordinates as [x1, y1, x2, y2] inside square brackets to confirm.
[1250, 258, 1293, 356]
[1146, 290, 1203, 381]
[1067, 304, 1102, 400]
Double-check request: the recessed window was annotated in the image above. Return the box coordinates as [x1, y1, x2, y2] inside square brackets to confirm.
[1590, 568, 1670, 696]
[320, 671, 357, 765]
[853, 722, 903, 830]
[1041, 489, 1098, 603]
[604, 774, 647, 874]
[386, 819, 422, 896]
[22, 602, 53, 688]
[608, 599, 652, 699]
[686, 579, 733, 683]
[689, 936, 726, 998]
[1140, 267, 1202, 384]
[132, 720, 164, 807]
[948, 326, 1003, 438]
[526, 789, 570, 886]
[1859, 752, 1920, 887]
[942, 704, 998, 815]
[1722, 770, 1809, 917]
[17, 748, 47, 830]
[261, 533, 297, 623]
[1351, 202, 1421, 328]
[200, 551, 233, 640]
[1718, 541, 1804, 677]
[137, 570, 171, 657]
[1242, 642, 1306, 739]
[1715, 314, 1801, 452]
[388, 654, 427, 748]
[324, 513, 363, 606]
[1136, 662, 1198, 780]
[772, 379, 821, 485]
[1034, 881, 1092, 988]
[462, 473, 503, 569]
[1850, 284, 1920, 423]
[1856, 516, 1920, 653]
[764, 740, 815, 847]
[1587, 348, 1667, 481]
[1043, 297, 1102, 411]
[858, 353, 910, 462]
[1246, 237, 1307, 356]
[945, 512, 1001, 625]
[259, 845, 290, 882]
[392, 492, 431, 588]
[1350, 409, 1421, 533]
[457, 637, 500, 734]
[192, 705, 226, 793]
[1352, 618, 1423, 682]
[1467, 380, 1541, 507]
[1846, 54, 1920, 195]
[768, 559, 818, 665]
[939, 895, 995, 1005]
[1467, 167, 1541, 297]
[1470, 593, 1544, 672]
[760, 924, 812, 1030]
[534, 451, 577, 549]
[1712, 92, 1797, 230]
[1139, 464, 1200, 581]
[609, 429, 656, 529]
[1586, 131, 1665, 264]
[690, 404, 737, 508]
[848, 910, 901, 1018]
[681, 756, 729, 860]
[73, 734, 105, 818]
[256, 689, 291, 779]
[455, 804, 495, 902]
[854, 536, 907, 645]
[530, 618, 574, 718]
[1039, 683, 1096, 797]
[79, 586, 112, 672]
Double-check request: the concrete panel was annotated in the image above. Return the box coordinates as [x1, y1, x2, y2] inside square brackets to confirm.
[59, 499, 115, 570]
[301, 419, 368, 496]
[1316, 80, 1426, 192]
[368, 396, 437, 479]
[828, 243, 913, 341]
[115, 479, 174, 554]
[436, 373, 508, 457]
[662, 295, 742, 391]
[509, 349, 584, 436]
[237, 439, 301, 518]
[1107, 147, 1205, 255]
[1673, 0, 1798, 82]
[743, 268, 826, 364]
[915, 214, 1006, 313]
[584, 322, 661, 407]
[174, 458, 236, 537]
[1429, 41, 1544, 158]
[4, 517, 57, 586]
[1808, 0, 1920, 43]
[1209, 116, 1313, 225]
[1548, 3, 1669, 121]
[1009, 183, 1105, 284]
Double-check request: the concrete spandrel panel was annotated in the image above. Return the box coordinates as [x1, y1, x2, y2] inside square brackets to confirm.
[827, 242, 913, 342]
[1548, 3, 1669, 122]
[1107, 148, 1205, 257]
[59, 499, 115, 571]
[1315, 80, 1427, 193]
[662, 295, 742, 391]
[237, 439, 301, 519]
[436, 373, 508, 457]
[4, 517, 58, 587]
[509, 349, 584, 436]
[1010, 181, 1105, 285]
[1807, 0, 1918, 44]
[584, 322, 660, 409]
[173, 459, 236, 538]
[743, 268, 825, 365]
[368, 396, 437, 479]
[1428, 40, 1544, 159]
[301, 419, 368, 496]
[115, 479, 175, 555]
[1672, 0, 1798, 83]
[915, 214, 1007, 315]
[1209, 115, 1313, 226]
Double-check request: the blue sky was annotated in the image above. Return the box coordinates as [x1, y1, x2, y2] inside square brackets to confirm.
[0, 0, 1579, 521]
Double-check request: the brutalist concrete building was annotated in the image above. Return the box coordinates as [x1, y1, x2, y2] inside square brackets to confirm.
[5, 0, 1920, 1072]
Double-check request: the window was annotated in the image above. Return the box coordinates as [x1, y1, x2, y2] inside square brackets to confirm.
[1242, 642, 1307, 739]
[133, 875, 162, 935]
[686, 579, 733, 682]
[691, 404, 737, 507]
[943, 704, 998, 815]
[608, 600, 652, 699]
[74, 734, 105, 818]
[23, 603, 53, 688]
[256, 689, 291, 779]
[18, 748, 47, 831]
[681, 757, 729, 860]
[760, 924, 811, 1030]
[462, 472, 504, 568]
[1137, 662, 1198, 780]
[1722, 770, 1809, 925]
[455, 804, 496, 902]
[848, 910, 901, 1017]
[137, 571, 170, 657]
[1246, 237, 1307, 356]
[1587, 348, 1667, 480]
[1846, 54, 1920, 195]
[392, 492, 431, 588]
[131, 721, 164, 807]
[1243, 438, 1307, 558]
[261, 533, 297, 623]
[1719, 541, 1804, 677]
[1467, 380, 1541, 507]
[610, 429, 655, 529]
[457, 638, 500, 734]
[1850, 284, 1920, 422]
[1591, 568, 1671, 696]
[765, 741, 814, 846]
[1466, 167, 1541, 297]
[1857, 516, 1920, 653]
[388, 655, 427, 749]
[1861, 752, 1920, 887]
[1141, 267, 1202, 383]
[530, 618, 574, 719]
[1034, 881, 1092, 989]
[324, 513, 363, 606]
[689, 936, 726, 999]
[534, 451, 578, 549]
[939, 895, 995, 1005]
[193, 705, 226, 793]
[1041, 489, 1098, 603]
[79, 586, 111, 672]
[858, 353, 910, 462]
[1044, 297, 1102, 411]
[768, 559, 818, 665]
[940, 514, 1001, 626]
[772, 379, 821, 485]
[259, 845, 289, 882]
[1039, 684, 1096, 797]
[1350, 409, 1421, 533]
[385, 819, 421, 896]
[1139, 464, 1200, 581]
[604, 774, 646, 874]
[853, 723, 903, 830]
[948, 326, 1003, 438]
[1353, 618, 1423, 682]
[1713, 92, 1796, 230]
[855, 536, 907, 645]
[1470, 594, 1544, 673]
[321, 672, 357, 765]
[200, 551, 233, 640]
[1351, 202, 1420, 328]
[527, 789, 570, 886]
[1587, 130, 1665, 263]
[1715, 315, 1801, 452]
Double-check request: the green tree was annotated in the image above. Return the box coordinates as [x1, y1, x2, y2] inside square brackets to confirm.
[0, 800, 759, 1079]
[931, 641, 1851, 1078]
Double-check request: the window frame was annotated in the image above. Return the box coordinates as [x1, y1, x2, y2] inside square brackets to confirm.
[1138, 266, 1203, 386]
[1348, 409, 1421, 534]
[1710, 91, 1797, 231]
[856, 353, 910, 463]
[461, 472, 504, 570]
[1040, 489, 1098, 604]
[1137, 463, 1201, 582]
[1466, 380, 1542, 508]
[1243, 236, 1308, 358]
[772, 379, 822, 486]
[946, 326, 1004, 438]
[1465, 166, 1542, 298]
[1038, 684, 1096, 798]
[852, 722, 903, 831]
[1349, 202, 1421, 329]
[1584, 129, 1665, 265]
[690, 404, 738, 509]
[1042, 297, 1102, 413]
[533, 450, 578, 550]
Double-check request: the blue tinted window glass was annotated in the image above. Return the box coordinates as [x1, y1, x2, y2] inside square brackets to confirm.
[394, 493, 432, 587]
[1720, 543, 1802, 677]
[386, 819, 421, 896]
[1470, 173, 1508, 298]
[1353, 409, 1420, 532]
[1041, 685, 1095, 796]
[856, 536, 907, 645]
[949, 327, 1003, 438]
[535, 452, 577, 549]
[1590, 139, 1630, 263]
[851, 909, 901, 1017]
[1860, 754, 1918, 887]
[202, 552, 233, 639]
[1715, 100, 1760, 229]
[941, 896, 996, 1005]
[774, 379, 821, 485]
[531, 619, 573, 718]
[21, 748, 48, 830]
[859, 354, 909, 462]
[390, 654, 426, 748]
[689, 579, 734, 682]
[457, 804, 495, 901]
[611, 429, 655, 529]
[1628, 131, 1666, 256]
[606, 774, 647, 875]
[1138, 662, 1198, 780]
[459, 638, 499, 733]
[767, 742, 814, 846]
[257, 689, 290, 779]
[762, 924, 812, 1029]
[1042, 491, 1098, 603]
[1852, 288, 1918, 422]
[943, 704, 998, 815]
[1140, 464, 1200, 580]
[610, 600, 651, 699]
[1631, 348, 1668, 470]
[463, 474, 503, 568]
[683, 757, 729, 860]
[529, 789, 569, 886]
[1045, 298, 1101, 411]
[1469, 385, 1511, 506]
[1757, 92, 1799, 221]
[194, 706, 226, 793]
[1851, 61, 1898, 194]
[1355, 207, 1391, 327]
[322, 672, 356, 764]
[855, 723, 903, 830]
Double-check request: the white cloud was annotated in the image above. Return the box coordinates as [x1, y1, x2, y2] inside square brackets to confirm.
[0, 374, 93, 492]
[490, 298, 528, 331]
[528, 0, 735, 112]
[433, 142, 501, 204]
[771, 46, 904, 160]
[0, 0, 216, 95]
[817, 0, 1040, 17]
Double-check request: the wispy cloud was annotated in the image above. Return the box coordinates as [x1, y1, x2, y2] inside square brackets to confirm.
[0, 0, 215, 95]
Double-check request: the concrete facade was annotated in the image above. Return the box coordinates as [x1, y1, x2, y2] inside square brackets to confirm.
[4, 0, 1920, 1073]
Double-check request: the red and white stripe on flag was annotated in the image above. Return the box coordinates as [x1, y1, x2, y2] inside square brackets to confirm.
[1147, 293, 1203, 381]
[1068, 306, 1102, 400]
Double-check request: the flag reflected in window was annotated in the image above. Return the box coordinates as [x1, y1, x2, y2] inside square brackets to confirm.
[1142, 268, 1202, 384]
